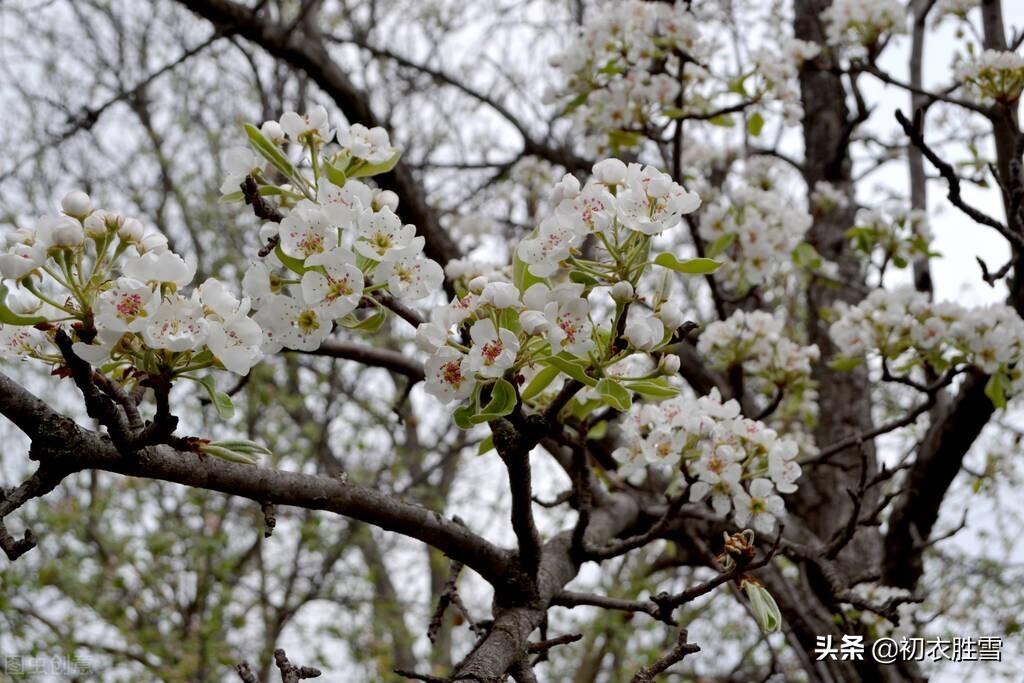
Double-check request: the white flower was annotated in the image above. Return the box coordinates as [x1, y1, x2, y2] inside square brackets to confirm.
[624, 311, 665, 351]
[301, 247, 364, 317]
[143, 293, 209, 352]
[220, 146, 262, 195]
[61, 191, 92, 218]
[0, 324, 46, 359]
[316, 179, 372, 226]
[424, 346, 474, 403]
[468, 319, 519, 379]
[122, 250, 196, 287]
[768, 440, 801, 494]
[71, 328, 121, 365]
[732, 478, 785, 534]
[279, 105, 331, 143]
[242, 261, 275, 308]
[480, 282, 520, 309]
[610, 281, 634, 303]
[279, 205, 338, 260]
[260, 120, 285, 144]
[258, 294, 332, 352]
[39, 214, 84, 248]
[592, 158, 628, 185]
[119, 218, 144, 243]
[207, 314, 263, 375]
[544, 292, 594, 357]
[377, 253, 443, 300]
[616, 164, 701, 235]
[517, 216, 577, 277]
[95, 278, 158, 333]
[355, 207, 419, 262]
[0, 243, 44, 280]
[337, 123, 399, 164]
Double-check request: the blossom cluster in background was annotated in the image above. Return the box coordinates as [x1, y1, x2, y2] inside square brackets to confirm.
[822, 0, 906, 51]
[613, 389, 801, 534]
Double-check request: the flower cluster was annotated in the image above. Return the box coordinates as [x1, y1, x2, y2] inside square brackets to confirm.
[0, 192, 262, 384]
[698, 183, 813, 291]
[546, 1, 706, 152]
[830, 287, 1024, 402]
[228, 108, 443, 353]
[847, 205, 934, 273]
[698, 311, 820, 439]
[954, 49, 1024, 105]
[547, 2, 818, 152]
[612, 389, 801, 534]
[822, 0, 905, 50]
[416, 159, 704, 422]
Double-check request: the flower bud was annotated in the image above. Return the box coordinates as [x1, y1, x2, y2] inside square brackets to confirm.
[5, 287, 41, 315]
[259, 222, 279, 243]
[83, 210, 113, 238]
[742, 579, 781, 633]
[138, 232, 169, 254]
[374, 190, 399, 212]
[611, 280, 634, 303]
[61, 190, 92, 218]
[260, 120, 285, 144]
[592, 158, 627, 185]
[520, 310, 547, 335]
[118, 217, 144, 243]
[659, 353, 681, 375]
[47, 215, 85, 248]
[658, 302, 685, 331]
[468, 276, 488, 294]
[481, 282, 519, 309]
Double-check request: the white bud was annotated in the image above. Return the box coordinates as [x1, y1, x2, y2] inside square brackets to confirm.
[259, 222, 280, 243]
[47, 215, 84, 248]
[592, 158, 628, 185]
[83, 210, 113, 238]
[260, 120, 285, 143]
[138, 232, 169, 254]
[374, 190, 399, 212]
[118, 217, 144, 243]
[61, 191, 93, 218]
[520, 310, 547, 335]
[659, 353, 681, 375]
[481, 282, 519, 309]
[658, 302, 685, 331]
[468, 276, 488, 294]
[5, 287, 41, 315]
[610, 280, 634, 303]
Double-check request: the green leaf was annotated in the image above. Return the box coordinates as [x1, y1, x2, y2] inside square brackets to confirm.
[477, 434, 494, 456]
[705, 233, 737, 258]
[607, 129, 642, 150]
[561, 91, 590, 116]
[195, 376, 234, 419]
[244, 123, 298, 181]
[985, 373, 1008, 409]
[623, 378, 679, 399]
[521, 365, 561, 401]
[586, 420, 608, 440]
[569, 270, 599, 287]
[274, 243, 307, 275]
[453, 402, 476, 430]
[596, 377, 632, 412]
[513, 249, 547, 293]
[544, 353, 597, 387]
[827, 356, 864, 372]
[653, 253, 723, 275]
[322, 156, 347, 187]
[345, 308, 387, 333]
[747, 112, 765, 137]
[707, 114, 735, 127]
[791, 242, 823, 269]
[472, 379, 518, 423]
[347, 149, 402, 179]
[0, 284, 47, 325]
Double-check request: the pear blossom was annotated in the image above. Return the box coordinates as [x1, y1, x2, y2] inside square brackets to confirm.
[95, 278, 159, 333]
[301, 248, 364, 318]
[220, 146, 263, 195]
[467, 319, 519, 379]
[615, 164, 701, 235]
[0, 324, 47, 359]
[624, 311, 665, 351]
[316, 179, 372, 226]
[279, 205, 338, 260]
[337, 124, 398, 164]
[732, 478, 785, 534]
[279, 105, 331, 143]
[355, 207, 419, 262]
[377, 252, 444, 300]
[424, 346, 474, 403]
[61, 191, 92, 218]
[143, 293, 209, 352]
[207, 314, 263, 375]
[517, 216, 578, 277]
[122, 250, 196, 288]
[543, 285, 594, 356]
[480, 282, 519, 309]
[259, 294, 333, 352]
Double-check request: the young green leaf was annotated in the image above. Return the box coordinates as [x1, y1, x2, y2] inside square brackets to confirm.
[653, 253, 723, 274]
[596, 377, 632, 412]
